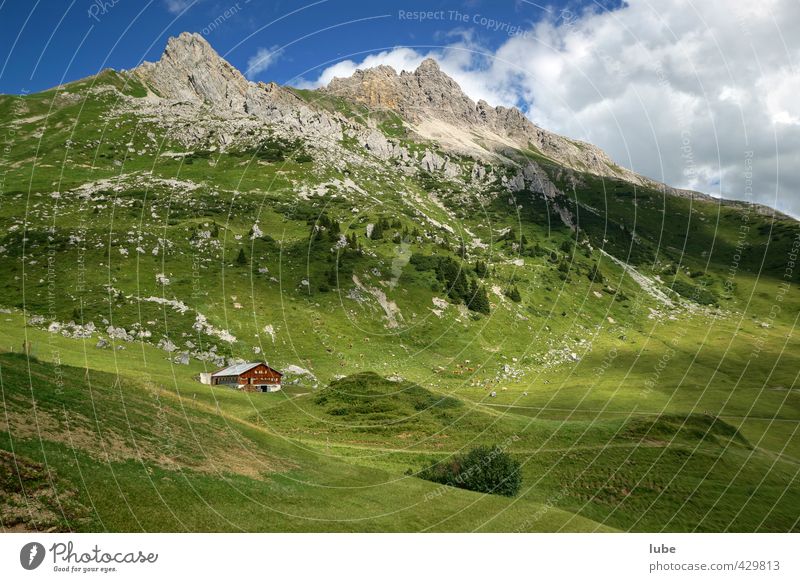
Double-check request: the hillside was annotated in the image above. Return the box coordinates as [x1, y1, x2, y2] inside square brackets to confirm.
[0, 32, 798, 533]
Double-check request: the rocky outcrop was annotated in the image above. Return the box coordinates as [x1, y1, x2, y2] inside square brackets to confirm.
[132, 32, 344, 148]
[420, 149, 459, 178]
[360, 129, 409, 161]
[327, 58, 484, 127]
[324, 57, 643, 184]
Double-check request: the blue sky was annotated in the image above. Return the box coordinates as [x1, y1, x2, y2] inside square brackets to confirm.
[0, 0, 608, 94]
[1, 0, 798, 217]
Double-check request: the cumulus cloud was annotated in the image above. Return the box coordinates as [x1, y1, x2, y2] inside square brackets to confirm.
[298, 33, 520, 108]
[300, 0, 800, 217]
[246, 46, 284, 79]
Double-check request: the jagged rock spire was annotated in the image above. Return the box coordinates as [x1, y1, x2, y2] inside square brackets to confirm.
[134, 32, 249, 107]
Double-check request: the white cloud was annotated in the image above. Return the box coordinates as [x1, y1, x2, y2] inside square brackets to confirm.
[164, 0, 196, 15]
[300, 0, 800, 217]
[298, 37, 519, 108]
[491, 0, 800, 217]
[246, 46, 284, 79]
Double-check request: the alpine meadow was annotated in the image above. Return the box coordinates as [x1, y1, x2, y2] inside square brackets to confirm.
[1, 30, 799, 534]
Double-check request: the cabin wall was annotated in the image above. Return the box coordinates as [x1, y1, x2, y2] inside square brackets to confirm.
[239, 365, 282, 384]
[209, 364, 283, 392]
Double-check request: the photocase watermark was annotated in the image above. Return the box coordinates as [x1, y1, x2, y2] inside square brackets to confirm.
[591, 346, 619, 378]
[20, 542, 46, 570]
[0, 90, 28, 198]
[560, 8, 627, 78]
[723, 151, 754, 294]
[514, 487, 569, 532]
[750, 230, 799, 360]
[87, 0, 122, 22]
[653, 59, 696, 181]
[397, 9, 534, 40]
[20, 540, 158, 572]
[140, 372, 179, 466]
[200, 0, 250, 37]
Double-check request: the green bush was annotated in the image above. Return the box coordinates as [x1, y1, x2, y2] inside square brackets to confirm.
[504, 285, 521, 302]
[671, 279, 718, 305]
[587, 264, 604, 283]
[467, 282, 491, 314]
[419, 445, 522, 497]
[410, 254, 489, 312]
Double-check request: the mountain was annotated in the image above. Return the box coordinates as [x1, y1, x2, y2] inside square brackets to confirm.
[1, 32, 798, 533]
[325, 56, 645, 183]
[133, 33, 647, 186]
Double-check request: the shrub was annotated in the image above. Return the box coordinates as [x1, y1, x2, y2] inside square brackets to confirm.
[671, 279, 718, 305]
[467, 282, 491, 314]
[587, 264, 604, 283]
[504, 285, 521, 302]
[419, 445, 522, 497]
[410, 253, 491, 314]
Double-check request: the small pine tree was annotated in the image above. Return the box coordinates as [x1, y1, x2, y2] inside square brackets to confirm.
[474, 260, 488, 278]
[588, 264, 604, 283]
[328, 219, 341, 239]
[468, 281, 491, 314]
[236, 248, 247, 265]
[504, 285, 522, 302]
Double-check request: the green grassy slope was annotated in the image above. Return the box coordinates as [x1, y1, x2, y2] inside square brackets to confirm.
[0, 70, 798, 532]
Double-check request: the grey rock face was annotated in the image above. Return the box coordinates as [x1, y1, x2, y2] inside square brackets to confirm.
[324, 57, 642, 184]
[132, 32, 345, 148]
[135, 32, 250, 108]
[419, 149, 460, 178]
[361, 130, 408, 161]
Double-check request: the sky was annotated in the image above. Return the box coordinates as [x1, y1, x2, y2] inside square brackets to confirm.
[1, 0, 799, 217]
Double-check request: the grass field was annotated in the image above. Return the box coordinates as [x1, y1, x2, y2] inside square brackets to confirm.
[1, 65, 798, 532]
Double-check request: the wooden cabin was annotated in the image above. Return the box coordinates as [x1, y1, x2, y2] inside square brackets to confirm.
[209, 362, 283, 392]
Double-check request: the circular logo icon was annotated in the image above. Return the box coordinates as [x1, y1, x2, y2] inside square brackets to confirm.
[20, 542, 46, 570]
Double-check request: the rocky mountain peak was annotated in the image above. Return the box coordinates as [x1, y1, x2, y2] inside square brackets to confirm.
[131, 33, 644, 185]
[134, 31, 249, 107]
[323, 56, 644, 184]
[326, 57, 476, 123]
[163, 32, 218, 62]
[415, 57, 441, 74]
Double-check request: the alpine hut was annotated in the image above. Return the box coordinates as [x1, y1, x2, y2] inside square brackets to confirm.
[207, 362, 283, 392]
